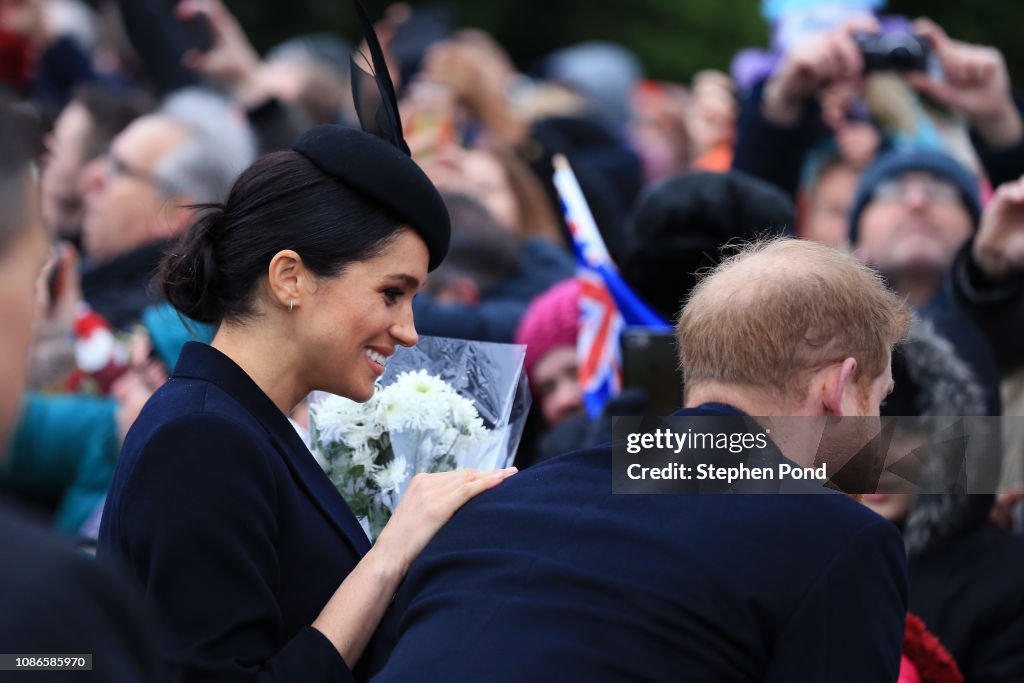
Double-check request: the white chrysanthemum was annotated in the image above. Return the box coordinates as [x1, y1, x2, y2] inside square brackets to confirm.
[377, 371, 452, 430]
[449, 396, 480, 430]
[311, 394, 380, 444]
[339, 416, 385, 450]
[349, 445, 378, 472]
[373, 456, 408, 495]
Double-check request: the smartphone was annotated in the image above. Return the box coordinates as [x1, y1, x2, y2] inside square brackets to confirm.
[621, 327, 683, 417]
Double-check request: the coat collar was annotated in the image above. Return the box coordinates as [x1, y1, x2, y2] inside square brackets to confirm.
[173, 342, 372, 556]
[671, 402, 745, 417]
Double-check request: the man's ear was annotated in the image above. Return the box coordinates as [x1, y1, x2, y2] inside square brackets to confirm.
[822, 357, 858, 416]
[266, 249, 305, 311]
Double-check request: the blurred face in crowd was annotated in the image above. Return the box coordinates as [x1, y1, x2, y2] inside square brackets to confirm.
[801, 162, 859, 249]
[80, 116, 191, 264]
[41, 101, 92, 238]
[533, 345, 583, 425]
[855, 171, 973, 283]
[862, 433, 925, 522]
[862, 492, 915, 522]
[687, 70, 736, 155]
[0, 169, 50, 445]
[428, 149, 521, 235]
[628, 83, 690, 184]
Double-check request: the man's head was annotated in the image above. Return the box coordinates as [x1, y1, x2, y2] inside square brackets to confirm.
[0, 99, 49, 446]
[80, 115, 191, 263]
[423, 193, 521, 305]
[849, 150, 979, 304]
[800, 158, 860, 248]
[678, 238, 911, 417]
[80, 89, 255, 265]
[625, 170, 795, 322]
[40, 84, 152, 240]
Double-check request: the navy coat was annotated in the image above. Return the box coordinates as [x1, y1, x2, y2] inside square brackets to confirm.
[368, 405, 908, 682]
[98, 342, 372, 682]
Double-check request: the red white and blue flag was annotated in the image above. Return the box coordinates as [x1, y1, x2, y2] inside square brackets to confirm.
[552, 155, 670, 418]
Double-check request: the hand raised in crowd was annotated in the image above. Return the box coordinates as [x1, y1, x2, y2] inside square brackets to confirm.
[401, 80, 459, 161]
[973, 175, 1024, 281]
[175, 0, 267, 107]
[420, 32, 514, 114]
[906, 18, 1023, 150]
[419, 32, 527, 147]
[761, 15, 880, 126]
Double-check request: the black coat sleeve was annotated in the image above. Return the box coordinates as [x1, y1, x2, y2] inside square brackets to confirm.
[115, 414, 351, 683]
[948, 239, 1024, 375]
[761, 517, 908, 683]
[731, 80, 824, 200]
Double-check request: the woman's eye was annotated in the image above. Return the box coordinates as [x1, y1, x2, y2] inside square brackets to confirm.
[384, 288, 402, 304]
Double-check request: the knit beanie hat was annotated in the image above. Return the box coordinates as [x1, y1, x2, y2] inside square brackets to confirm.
[848, 149, 981, 244]
[515, 278, 581, 385]
[624, 170, 795, 322]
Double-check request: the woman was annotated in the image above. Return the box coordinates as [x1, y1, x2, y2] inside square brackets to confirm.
[97, 125, 516, 681]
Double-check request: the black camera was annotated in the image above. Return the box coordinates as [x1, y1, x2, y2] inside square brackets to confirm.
[853, 31, 932, 72]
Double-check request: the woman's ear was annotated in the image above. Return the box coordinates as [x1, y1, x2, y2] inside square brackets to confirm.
[267, 250, 305, 311]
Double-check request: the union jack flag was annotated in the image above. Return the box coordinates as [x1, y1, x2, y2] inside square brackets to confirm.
[552, 155, 669, 418]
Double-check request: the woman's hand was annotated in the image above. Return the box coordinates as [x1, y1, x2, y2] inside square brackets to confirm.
[312, 466, 516, 667]
[372, 467, 518, 576]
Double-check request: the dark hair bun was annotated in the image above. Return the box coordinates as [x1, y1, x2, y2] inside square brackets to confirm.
[160, 205, 225, 324]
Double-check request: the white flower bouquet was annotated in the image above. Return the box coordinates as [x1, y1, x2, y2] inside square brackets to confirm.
[309, 337, 530, 540]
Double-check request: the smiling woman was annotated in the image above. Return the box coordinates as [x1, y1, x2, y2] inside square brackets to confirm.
[96, 125, 517, 682]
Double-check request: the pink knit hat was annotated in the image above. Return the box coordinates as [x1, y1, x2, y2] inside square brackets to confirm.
[515, 278, 581, 384]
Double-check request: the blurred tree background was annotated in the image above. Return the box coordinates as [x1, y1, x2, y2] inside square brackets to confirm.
[225, 0, 1024, 84]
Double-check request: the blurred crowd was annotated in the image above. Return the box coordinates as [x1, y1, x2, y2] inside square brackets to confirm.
[2, 0, 1024, 680]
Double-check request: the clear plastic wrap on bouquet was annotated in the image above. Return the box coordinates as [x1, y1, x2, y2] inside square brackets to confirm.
[308, 336, 529, 540]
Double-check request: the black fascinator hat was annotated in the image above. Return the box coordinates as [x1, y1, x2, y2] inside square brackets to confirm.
[292, 0, 450, 271]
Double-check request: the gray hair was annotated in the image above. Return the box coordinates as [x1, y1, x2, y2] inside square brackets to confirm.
[154, 88, 257, 204]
